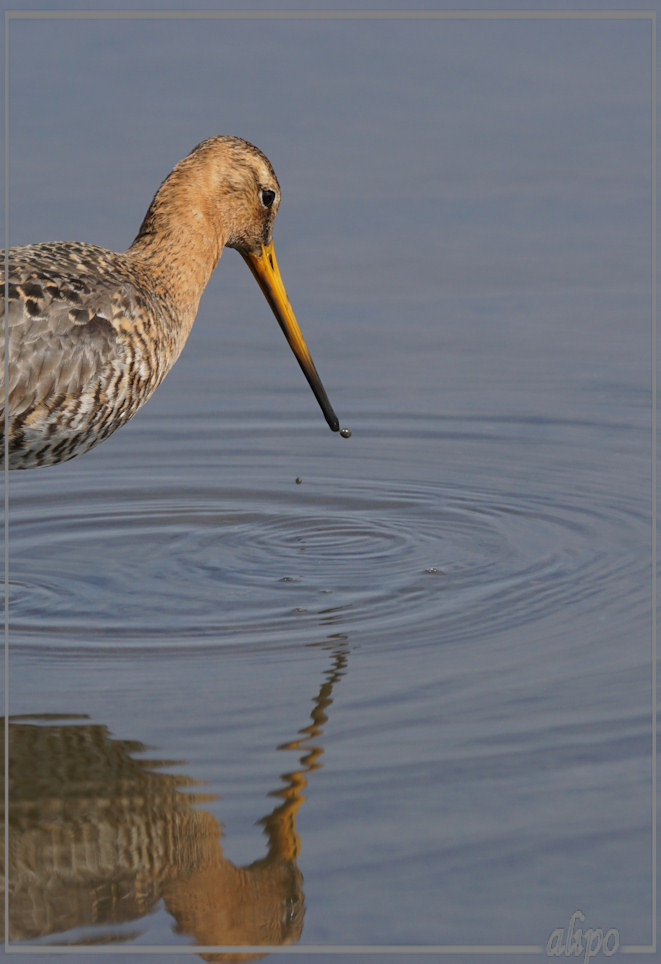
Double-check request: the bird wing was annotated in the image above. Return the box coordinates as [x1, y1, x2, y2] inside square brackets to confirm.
[0, 245, 134, 419]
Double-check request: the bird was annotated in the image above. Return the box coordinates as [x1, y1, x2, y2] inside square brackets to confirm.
[0, 136, 345, 470]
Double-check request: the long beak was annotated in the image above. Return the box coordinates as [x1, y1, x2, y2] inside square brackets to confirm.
[240, 242, 340, 432]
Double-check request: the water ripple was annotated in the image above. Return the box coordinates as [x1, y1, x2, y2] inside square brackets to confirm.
[7, 465, 649, 652]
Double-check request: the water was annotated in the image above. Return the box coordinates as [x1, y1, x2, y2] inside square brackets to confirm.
[2, 9, 655, 963]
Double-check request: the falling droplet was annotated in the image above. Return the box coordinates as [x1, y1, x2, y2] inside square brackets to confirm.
[340, 426, 352, 438]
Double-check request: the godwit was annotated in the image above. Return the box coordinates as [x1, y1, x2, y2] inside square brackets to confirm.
[1, 136, 347, 470]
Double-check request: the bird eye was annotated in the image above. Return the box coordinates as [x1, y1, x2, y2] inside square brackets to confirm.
[260, 189, 276, 208]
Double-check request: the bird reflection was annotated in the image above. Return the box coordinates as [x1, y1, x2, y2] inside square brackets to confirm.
[1, 644, 348, 959]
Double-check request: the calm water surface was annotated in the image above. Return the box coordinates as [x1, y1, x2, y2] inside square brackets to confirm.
[2, 10, 655, 963]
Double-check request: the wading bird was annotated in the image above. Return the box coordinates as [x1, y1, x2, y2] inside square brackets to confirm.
[1, 136, 346, 470]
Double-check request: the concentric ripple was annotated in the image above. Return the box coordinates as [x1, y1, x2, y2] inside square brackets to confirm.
[6, 462, 650, 653]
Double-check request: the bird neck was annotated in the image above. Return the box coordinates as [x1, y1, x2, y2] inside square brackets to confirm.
[125, 173, 226, 342]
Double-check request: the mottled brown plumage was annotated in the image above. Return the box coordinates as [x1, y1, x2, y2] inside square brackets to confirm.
[1, 136, 339, 469]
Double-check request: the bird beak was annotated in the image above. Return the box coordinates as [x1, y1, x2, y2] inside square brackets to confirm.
[240, 242, 340, 432]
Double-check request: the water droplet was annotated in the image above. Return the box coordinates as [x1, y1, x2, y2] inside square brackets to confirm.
[339, 427, 352, 438]
[295, 476, 302, 484]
